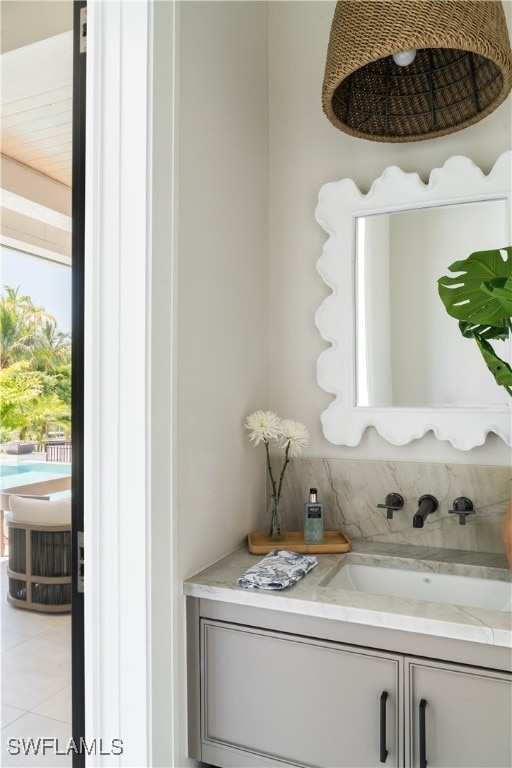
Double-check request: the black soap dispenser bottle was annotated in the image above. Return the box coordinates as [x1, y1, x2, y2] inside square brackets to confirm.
[304, 488, 324, 544]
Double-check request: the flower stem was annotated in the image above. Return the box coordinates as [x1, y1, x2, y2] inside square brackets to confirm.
[264, 440, 277, 499]
[276, 441, 291, 501]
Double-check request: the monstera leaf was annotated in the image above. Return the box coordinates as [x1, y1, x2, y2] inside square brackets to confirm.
[438, 246, 512, 327]
[458, 319, 509, 341]
[473, 335, 512, 389]
[480, 276, 512, 318]
[438, 246, 512, 396]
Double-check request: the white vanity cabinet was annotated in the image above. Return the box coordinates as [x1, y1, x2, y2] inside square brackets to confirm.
[187, 600, 512, 768]
[407, 659, 512, 768]
[201, 620, 402, 768]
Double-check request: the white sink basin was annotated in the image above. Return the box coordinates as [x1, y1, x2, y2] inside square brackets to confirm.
[324, 559, 512, 613]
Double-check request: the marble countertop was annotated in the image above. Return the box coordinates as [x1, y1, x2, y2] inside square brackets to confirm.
[183, 540, 512, 648]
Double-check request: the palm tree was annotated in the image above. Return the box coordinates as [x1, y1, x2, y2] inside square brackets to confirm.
[0, 362, 70, 443]
[0, 287, 71, 446]
[32, 320, 71, 373]
[0, 285, 55, 368]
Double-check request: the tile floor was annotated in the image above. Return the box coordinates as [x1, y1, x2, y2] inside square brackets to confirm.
[1, 558, 72, 767]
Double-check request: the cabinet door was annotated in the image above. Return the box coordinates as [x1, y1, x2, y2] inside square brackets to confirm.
[407, 659, 512, 768]
[201, 620, 402, 768]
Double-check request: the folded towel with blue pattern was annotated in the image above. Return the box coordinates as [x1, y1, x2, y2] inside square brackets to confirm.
[237, 549, 318, 590]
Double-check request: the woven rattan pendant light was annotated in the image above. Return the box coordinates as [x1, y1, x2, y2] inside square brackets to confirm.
[322, 0, 512, 142]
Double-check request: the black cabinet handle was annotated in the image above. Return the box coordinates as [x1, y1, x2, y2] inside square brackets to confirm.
[419, 698, 427, 768]
[380, 691, 389, 763]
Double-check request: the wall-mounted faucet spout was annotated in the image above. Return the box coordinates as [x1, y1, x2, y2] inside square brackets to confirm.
[413, 495, 438, 528]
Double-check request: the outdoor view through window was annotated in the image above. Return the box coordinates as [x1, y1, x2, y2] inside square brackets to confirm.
[1, 246, 72, 450]
[1, 3, 75, 757]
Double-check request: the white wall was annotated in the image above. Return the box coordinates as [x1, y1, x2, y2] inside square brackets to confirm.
[177, 0, 268, 578]
[150, 3, 178, 764]
[268, 1, 512, 465]
[175, 3, 268, 761]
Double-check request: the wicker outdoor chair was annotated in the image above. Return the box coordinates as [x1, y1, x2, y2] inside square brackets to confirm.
[6, 495, 71, 613]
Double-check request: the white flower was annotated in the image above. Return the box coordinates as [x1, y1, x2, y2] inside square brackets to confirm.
[279, 418, 310, 458]
[244, 410, 281, 445]
[245, 411, 310, 534]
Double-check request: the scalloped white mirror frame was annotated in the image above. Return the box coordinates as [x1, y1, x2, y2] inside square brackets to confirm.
[315, 152, 512, 450]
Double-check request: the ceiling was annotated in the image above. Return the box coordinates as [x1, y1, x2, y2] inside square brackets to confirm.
[0, 1, 73, 188]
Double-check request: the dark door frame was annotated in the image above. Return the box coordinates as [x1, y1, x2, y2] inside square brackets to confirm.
[71, 1, 86, 764]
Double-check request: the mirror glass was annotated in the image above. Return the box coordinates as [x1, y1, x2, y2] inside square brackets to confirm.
[315, 153, 511, 448]
[355, 200, 510, 408]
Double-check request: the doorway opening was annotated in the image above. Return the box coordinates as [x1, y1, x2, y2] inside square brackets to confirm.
[0, 3, 82, 763]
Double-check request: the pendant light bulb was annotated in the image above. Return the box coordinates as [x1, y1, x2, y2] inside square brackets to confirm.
[392, 49, 417, 67]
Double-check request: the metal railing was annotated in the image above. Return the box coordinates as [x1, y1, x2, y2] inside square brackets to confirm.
[45, 441, 72, 463]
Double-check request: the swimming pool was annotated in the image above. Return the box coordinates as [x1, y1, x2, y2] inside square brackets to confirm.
[0, 462, 71, 491]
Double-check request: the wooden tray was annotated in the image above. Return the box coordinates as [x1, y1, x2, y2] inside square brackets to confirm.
[247, 530, 351, 555]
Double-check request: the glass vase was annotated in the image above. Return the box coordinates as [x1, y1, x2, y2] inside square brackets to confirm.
[268, 495, 286, 541]
[502, 501, 512, 569]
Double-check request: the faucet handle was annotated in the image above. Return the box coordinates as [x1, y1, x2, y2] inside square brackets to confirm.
[377, 492, 404, 520]
[448, 496, 475, 525]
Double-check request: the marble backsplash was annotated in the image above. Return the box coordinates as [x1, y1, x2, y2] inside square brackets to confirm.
[274, 458, 511, 555]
